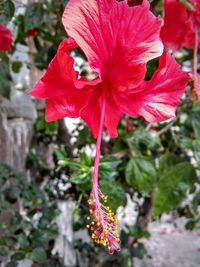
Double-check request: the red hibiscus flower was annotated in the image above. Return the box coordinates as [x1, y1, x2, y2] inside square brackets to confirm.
[161, 0, 200, 98]
[27, 28, 38, 38]
[0, 23, 13, 52]
[28, 0, 188, 253]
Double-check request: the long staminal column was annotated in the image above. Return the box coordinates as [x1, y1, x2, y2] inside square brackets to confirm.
[193, 27, 199, 99]
[87, 92, 121, 254]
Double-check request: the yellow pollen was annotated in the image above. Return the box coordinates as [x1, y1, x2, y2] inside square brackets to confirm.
[87, 193, 121, 253]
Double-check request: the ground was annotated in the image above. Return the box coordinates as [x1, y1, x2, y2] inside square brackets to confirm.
[135, 218, 200, 267]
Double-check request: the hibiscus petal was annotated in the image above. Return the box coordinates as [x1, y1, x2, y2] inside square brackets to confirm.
[80, 88, 102, 138]
[182, 18, 197, 49]
[114, 51, 189, 122]
[104, 92, 123, 138]
[79, 89, 123, 138]
[45, 88, 95, 122]
[192, 0, 200, 27]
[0, 24, 13, 51]
[161, 0, 190, 51]
[62, 0, 163, 90]
[28, 38, 80, 99]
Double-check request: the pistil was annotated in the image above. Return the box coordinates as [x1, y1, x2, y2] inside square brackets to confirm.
[87, 90, 121, 254]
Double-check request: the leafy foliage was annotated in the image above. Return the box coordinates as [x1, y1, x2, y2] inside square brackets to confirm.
[0, 0, 15, 24]
[154, 162, 197, 217]
[0, 54, 12, 99]
[126, 157, 157, 195]
[0, 164, 58, 265]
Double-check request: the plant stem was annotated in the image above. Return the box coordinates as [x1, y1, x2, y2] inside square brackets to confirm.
[92, 90, 106, 200]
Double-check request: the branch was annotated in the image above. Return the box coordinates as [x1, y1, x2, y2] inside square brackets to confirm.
[158, 118, 177, 136]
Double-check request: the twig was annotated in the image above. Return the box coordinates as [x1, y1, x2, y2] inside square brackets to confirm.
[157, 118, 177, 136]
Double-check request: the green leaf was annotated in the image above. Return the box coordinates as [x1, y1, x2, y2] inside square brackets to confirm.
[75, 125, 95, 149]
[35, 115, 58, 135]
[100, 180, 126, 211]
[13, 14, 26, 44]
[193, 140, 200, 167]
[154, 162, 197, 217]
[179, 0, 196, 11]
[11, 61, 22, 73]
[0, 246, 9, 256]
[189, 111, 200, 138]
[99, 156, 121, 181]
[80, 153, 92, 166]
[128, 226, 150, 239]
[19, 234, 29, 249]
[192, 191, 200, 212]
[0, 164, 12, 180]
[34, 46, 56, 70]
[158, 152, 178, 176]
[125, 157, 157, 195]
[133, 242, 147, 259]
[179, 137, 193, 150]
[0, 0, 15, 24]
[0, 61, 12, 99]
[28, 247, 47, 264]
[70, 170, 91, 185]
[0, 51, 9, 63]
[11, 251, 25, 261]
[9, 213, 23, 232]
[32, 231, 51, 249]
[185, 216, 200, 230]
[24, 3, 44, 31]
[54, 148, 68, 161]
[126, 127, 161, 150]
[146, 58, 159, 80]
[4, 187, 20, 203]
